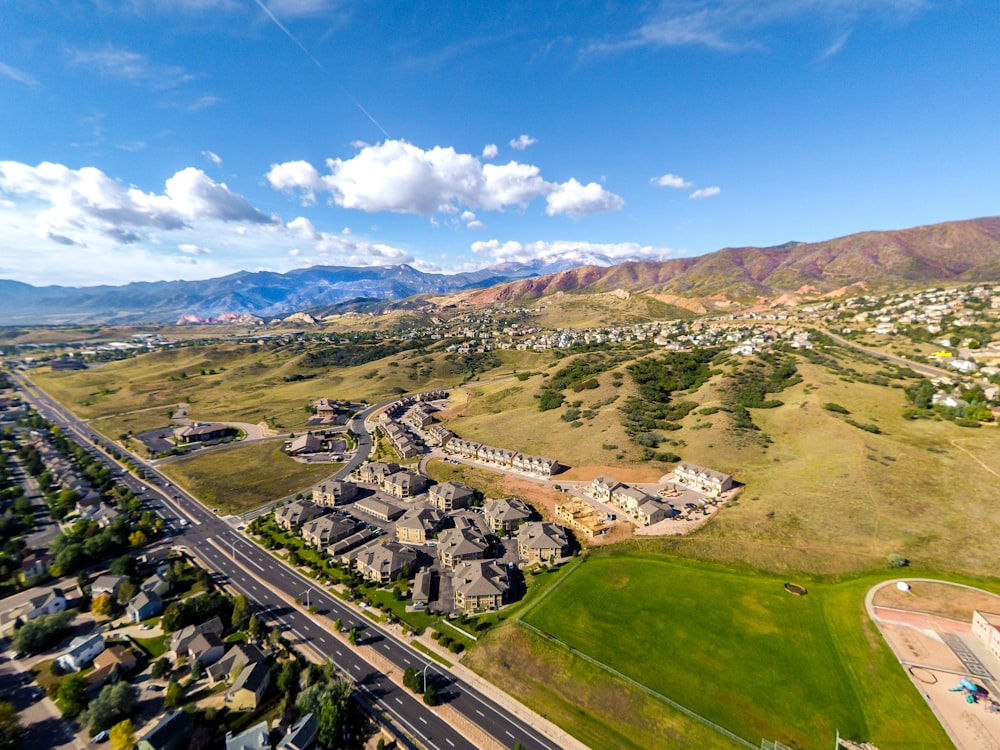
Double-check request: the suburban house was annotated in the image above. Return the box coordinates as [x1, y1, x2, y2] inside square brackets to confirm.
[57, 633, 105, 672]
[173, 422, 234, 444]
[0, 587, 68, 634]
[275, 500, 327, 530]
[278, 713, 318, 750]
[137, 710, 193, 750]
[453, 560, 511, 614]
[395, 508, 444, 544]
[311, 398, 339, 418]
[288, 433, 323, 455]
[609, 485, 655, 516]
[89, 644, 138, 687]
[300, 515, 357, 548]
[637, 499, 678, 526]
[483, 497, 532, 534]
[353, 495, 405, 522]
[127, 589, 163, 623]
[428, 481, 475, 512]
[187, 631, 225, 667]
[555, 499, 610, 539]
[357, 461, 401, 485]
[972, 611, 1000, 662]
[140, 573, 171, 598]
[405, 405, 435, 429]
[91, 574, 128, 599]
[438, 519, 489, 569]
[354, 542, 418, 584]
[312, 479, 358, 506]
[516, 522, 570, 565]
[448, 440, 482, 460]
[170, 616, 225, 659]
[383, 470, 429, 499]
[673, 463, 734, 495]
[225, 721, 270, 750]
[208, 642, 267, 685]
[225, 660, 271, 711]
[19, 552, 53, 584]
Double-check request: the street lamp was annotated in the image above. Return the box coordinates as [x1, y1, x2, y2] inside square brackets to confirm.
[422, 663, 430, 692]
[301, 588, 312, 609]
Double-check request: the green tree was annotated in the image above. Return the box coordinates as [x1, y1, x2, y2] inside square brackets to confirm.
[85, 682, 137, 734]
[109, 719, 135, 750]
[347, 627, 358, 645]
[296, 679, 366, 750]
[248, 613, 266, 641]
[231, 594, 251, 631]
[0, 701, 21, 750]
[12, 610, 75, 655]
[422, 684, 438, 707]
[110, 555, 137, 578]
[190, 658, 204, 681]
[56, 673, 89, 719]
[151, 658, 171, 680]
[163, 678, 182, 709]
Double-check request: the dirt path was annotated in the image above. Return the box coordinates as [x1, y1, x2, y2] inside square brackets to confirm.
[951, 439, 1000, 480]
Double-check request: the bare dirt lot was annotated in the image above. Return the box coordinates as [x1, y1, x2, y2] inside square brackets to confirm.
[873, 581, 1000, 621]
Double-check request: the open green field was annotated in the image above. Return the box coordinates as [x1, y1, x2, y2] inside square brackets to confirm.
[496, 552, 970, 750]
[157, 441, 337, 513]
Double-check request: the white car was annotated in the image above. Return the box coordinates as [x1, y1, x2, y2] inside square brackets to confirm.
[91, 730, 109, 743]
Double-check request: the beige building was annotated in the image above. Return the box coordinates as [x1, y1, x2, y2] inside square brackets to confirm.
[453, 560, 510, 614]
[972, 610, 1000, 663]
[354, 543, 418, 584]
[555, 499, 610, 539]
[438, 518, 489, 569]
[225, 661, 271, 711]
[312, 479, 358, 506]
[428, 481, 475, 511]
[275, 500, 326, 530]
[673, 462, 734, 495]
[395, 508, 444, 544]
[516, 522, 569, 565]
[483, 497, 531, 534]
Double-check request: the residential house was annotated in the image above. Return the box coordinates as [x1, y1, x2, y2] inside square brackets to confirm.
[300, 515, 357, 548]
[311, 398, 339, 418]
[127, 590, 162, 623]
[673, 463, 734, 495]
[354, 542, 418, 584]
[277, 713, 319, 750]
[382, 470, 429, 499]
[275, 500, 327, 531]
[140, 573, 171, 598]
[590, 475, 624, 502]
[637, 499, 678, 526]
[91, 574, 128, 599]
[453, 560, 510, 614]
[411, 569, 433, 609]
[88, 644, 138, 687]
[225, 721, 270, 750]
[57, 633, 105, 672]
[208, 642, 266, 685]
[90, 505, 122, 528]
[447, 440, 481, 460]
[0, 587, 68, 634]
[137, 711, 193, 750]
[357, 462, 401, 485]
[516, 522, 569, 565]
[425, 425, 454, 447]
[187, 631, 225, 667]
[19, 552, 53, 585]
[395, 508, 444, 544]
[225, 660, 271, 711]
[288, 434, 323, 455]
[483, 497, 531, 534]
[428, 481, 474, 512]
[170, 616, 224, 659]
[312, 479, 358, 506]
[437, 519, 489, 569]
[353, 495, 405, 522]
[405, 405, 435, 429]
[610, 485, 655, 517]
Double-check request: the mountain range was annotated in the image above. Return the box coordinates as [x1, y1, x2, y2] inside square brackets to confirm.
[2, 216, 999, 325]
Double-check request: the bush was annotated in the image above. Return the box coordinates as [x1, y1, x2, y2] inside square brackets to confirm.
[823, 402, 850, 414]
[537, 391, 565, 412]
[887, 553, 909, 568]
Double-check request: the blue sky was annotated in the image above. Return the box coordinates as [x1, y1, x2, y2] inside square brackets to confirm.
[0, 0, 997, 286]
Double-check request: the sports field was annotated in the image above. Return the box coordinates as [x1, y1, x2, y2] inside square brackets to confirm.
[515, 553, 955, 750]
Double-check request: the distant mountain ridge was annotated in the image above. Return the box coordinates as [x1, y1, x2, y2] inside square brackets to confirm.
[2, 216, 999, 324]
[466, 216, 1000, 304]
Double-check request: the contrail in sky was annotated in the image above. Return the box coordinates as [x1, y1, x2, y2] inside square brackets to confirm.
[251, 0, 391, 138]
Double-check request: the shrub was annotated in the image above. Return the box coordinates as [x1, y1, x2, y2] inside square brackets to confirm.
[823, 402, 850, 414]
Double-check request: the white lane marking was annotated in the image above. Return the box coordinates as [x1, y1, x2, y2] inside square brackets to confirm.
[395, 698, 403, 705]
[335, 650, 342, 656]
[446, 740, 455, 747]
[419, 717, 427, 725]
[475, 710, 484, 717]
[506, 731, 515, 739]
[352, 664, 361, 672]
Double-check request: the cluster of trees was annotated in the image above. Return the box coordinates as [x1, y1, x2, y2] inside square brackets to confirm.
[11, 610, 75, 655]
[904, 378, 996, 426]
[402, 667, 439, 705]
[303, 337, 434, 370]
[294, 663, 369, 749]
[723, 352, 802, 433]
[620, 349, 720, 460]
[162, 589, 234, 632]
[56, 672, 142, 734]
[0, 450, 32, 594]
[0, 701, 21, 750]
[536, 351, 629, 413]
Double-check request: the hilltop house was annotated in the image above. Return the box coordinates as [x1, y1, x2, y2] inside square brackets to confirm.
[673, 463, 734, 495]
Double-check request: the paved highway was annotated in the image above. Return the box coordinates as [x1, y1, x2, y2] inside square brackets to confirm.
[11, 372, 561, 750]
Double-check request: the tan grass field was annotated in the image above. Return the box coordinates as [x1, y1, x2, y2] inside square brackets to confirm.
[157, 441, 337, 513]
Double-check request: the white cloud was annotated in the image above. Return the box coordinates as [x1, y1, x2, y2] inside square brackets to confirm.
[202, 151, 223, 167]
[179, 243, 211, 255]
[652, 173, 692, 189]
[283, 216, 414, 266]
[69, 46, 195, 88]
[594, 0, 930, 54]
[267, 139, 623, 219]
[482, 143, 499, 159]
[690, 186, 721, 199]
[509, 134, 537, 151]
[471, 239, 676, 266]
[0, 160, 275, 247]
[0, 62, 37, 86]
[545, 178, 625, 217]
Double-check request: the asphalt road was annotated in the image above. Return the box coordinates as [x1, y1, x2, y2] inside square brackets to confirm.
[12, 374, 559, 750]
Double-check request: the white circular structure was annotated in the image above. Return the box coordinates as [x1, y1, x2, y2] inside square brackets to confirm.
[896, 581, 911, 592]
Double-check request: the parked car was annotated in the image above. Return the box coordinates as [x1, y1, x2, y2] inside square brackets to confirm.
[91, 730, 109, 743]
[145, 684, 163, 692]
